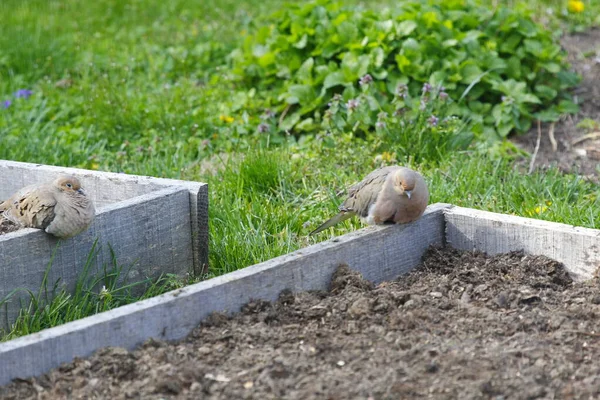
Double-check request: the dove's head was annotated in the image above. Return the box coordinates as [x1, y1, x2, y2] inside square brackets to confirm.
[392, 168, 417, 199]
[54, 176, 86, 196]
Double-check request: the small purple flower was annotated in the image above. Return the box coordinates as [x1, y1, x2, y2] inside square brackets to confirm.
[14, 89, 33, 99]
[419, 99, 427, 111]
[439, 92, 449, 100]
[377, 111, 388, 120]
[346, 98, 360, 111]
[261, 109, 276, 120]
[395, 83, 408, 97]
[257, 123, 270, 133]
[359, 74, 373, 86]
[375, 121, 386, 130]
[422, 83, 432, 94]
[2, 100, 11, 109]
[428, 115, 439, 126]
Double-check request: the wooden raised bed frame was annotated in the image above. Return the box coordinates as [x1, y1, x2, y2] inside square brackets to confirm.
[0, 160, 208, 328]
[0, 203, 598, 385]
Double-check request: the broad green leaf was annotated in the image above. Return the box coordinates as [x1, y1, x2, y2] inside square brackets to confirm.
[323, 71, 347, 88]
[375, 20, 394, 34]
[286, 84, 315, 104]
[337, 21, 358, 44]
[296, 118, 316, 131]
[371, 47, 385, 68]
[279, 111, 301, 131]
[459, 63, 483, 83]
[523, 39, 543, 57]
[442, 39, 458, 47]
[534, 85, 557, 100]
[542, 62, 561, 73]
[296, 57, 314, 83]
[396, 20, 417, 36]
[556, 71, 581, 88]
[294, 34, 308, 49]
[521, 94, 541, 104]
[402, 38, 420, 51]
[557, 100, 579, 114]
[534, 109, 560, 122]
[258, 52, 276, 68]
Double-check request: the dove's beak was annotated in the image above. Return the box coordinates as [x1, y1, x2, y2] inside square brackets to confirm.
[77, 189, 85, 195]
[405, 190, 412, 199]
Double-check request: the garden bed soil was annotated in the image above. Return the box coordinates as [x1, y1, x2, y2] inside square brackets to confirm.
[513, 28, 600, 179]
[2, 246, 600, 399]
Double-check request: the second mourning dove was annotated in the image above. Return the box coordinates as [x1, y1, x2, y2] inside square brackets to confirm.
[0, 175, 95, 239]
[310, 166, 429, 235]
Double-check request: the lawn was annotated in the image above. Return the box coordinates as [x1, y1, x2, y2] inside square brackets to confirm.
[0, 0, 599, 339]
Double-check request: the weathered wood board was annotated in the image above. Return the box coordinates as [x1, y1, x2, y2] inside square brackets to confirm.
[0, 204, 449, 385]
[445, 206, 600, 281]
[0, 186, 192, 327]
[0, 160, 209, 272]
[0, 160, 209, 328]
[1, 203, 599, 386]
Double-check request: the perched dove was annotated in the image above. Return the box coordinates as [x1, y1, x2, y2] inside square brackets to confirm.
[310, 166, 429, 235]
[0, 175, 95, 239]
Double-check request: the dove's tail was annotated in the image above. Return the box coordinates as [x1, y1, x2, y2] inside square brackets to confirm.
[309, 211, 355, 236]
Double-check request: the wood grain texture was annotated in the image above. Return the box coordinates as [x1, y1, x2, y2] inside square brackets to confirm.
[0, 187, 193, 328]
[0, 159, 209, 275]
[445, 206, 600, 281]
[0, 204, 449, 385]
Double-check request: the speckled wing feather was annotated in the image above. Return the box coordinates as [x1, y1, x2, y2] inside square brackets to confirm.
[342, 166, 399, 217]
[309, 167, 398, 235]
[0, 185, 57, 230]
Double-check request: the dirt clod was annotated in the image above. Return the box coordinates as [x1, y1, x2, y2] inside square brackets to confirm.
[0, 217, 20, 236]
[3, 245, 600, 399]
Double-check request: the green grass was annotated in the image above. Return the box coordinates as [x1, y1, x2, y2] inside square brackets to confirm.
[1, 0, 599, 340]
[203, 138, 599, 276]
[0, 241, 184, 341]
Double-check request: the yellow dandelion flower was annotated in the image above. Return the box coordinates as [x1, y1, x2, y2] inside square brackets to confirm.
[534, 205, 548, 214]
[219, 115, 235, 124]
[568, 0, 585, 13]
[381, 151, 394, 162]
[90, 163, 99, 170]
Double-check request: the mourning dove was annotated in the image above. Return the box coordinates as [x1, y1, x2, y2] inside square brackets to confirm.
[0, 175, 95, 239]
[310, 166, 429, 235]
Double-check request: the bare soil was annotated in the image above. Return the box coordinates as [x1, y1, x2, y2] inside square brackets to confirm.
[3, 246, 600, 400]
[0, 217, 20, 236]
[513, 29, 600, 179]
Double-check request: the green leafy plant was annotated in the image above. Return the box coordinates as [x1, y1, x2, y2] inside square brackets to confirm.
[322, 77, 472, 163]
[229, 0, 580, 139]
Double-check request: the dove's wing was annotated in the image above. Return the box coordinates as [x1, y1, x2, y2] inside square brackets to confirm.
[342, 166, 399, 218]
[309, 167, 399, 236]
[1, 185, 57, 229]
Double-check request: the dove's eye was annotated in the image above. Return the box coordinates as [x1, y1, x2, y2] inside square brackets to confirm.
[66, 183, 73, 188]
